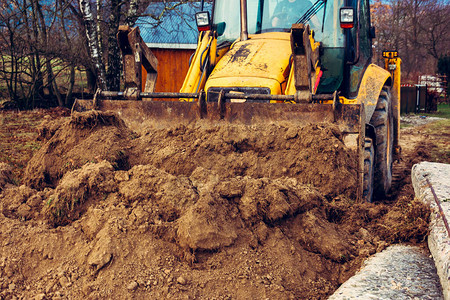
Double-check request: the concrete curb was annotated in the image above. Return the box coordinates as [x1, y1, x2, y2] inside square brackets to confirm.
[412, 162, 450, 300]
[328, 161, 450, 299]
[328, 245, 443, 299]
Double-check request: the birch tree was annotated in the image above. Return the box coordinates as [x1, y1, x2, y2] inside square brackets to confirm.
[78, 0, 107, 90]
[106, 0, 122, 91]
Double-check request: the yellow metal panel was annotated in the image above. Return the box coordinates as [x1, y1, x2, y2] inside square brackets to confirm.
[384, 56, 402, 149]
[354, 64, 391, 124]
[285, 62, 295, 95]
[180, 32, 213, 96]
[205, 77, 283, 95]
[323, 64, 391, 123]
[206, 32, 291, 92]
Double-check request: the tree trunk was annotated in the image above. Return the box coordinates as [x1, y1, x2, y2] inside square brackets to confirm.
[96, 0, 104, 62]
[66, 65, 75, 106]
[126, 0, 139, 27]
[106, 0, 122, 91]
[29, 0, 45, 105]
[59, 1, 75, 106]
[79, 0, 107, 90]
[86, 68, 97, 93]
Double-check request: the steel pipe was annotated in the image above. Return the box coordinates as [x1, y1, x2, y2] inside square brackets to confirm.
[240, 0, 248, 41]
[99, 91, 335, 102]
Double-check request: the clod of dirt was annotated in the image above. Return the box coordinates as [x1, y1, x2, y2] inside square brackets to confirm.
[87, 226, 114, 271]
[36, 115, 67, 141]
[0, 163, 13, 191]
[0, 108, 441, 300]
[291, 209, 356, 262]
[24, 111, 133, 189]
[177, 193, 239, 251]
[44, 160, 116, 226]
[237, 177, 322, 224]
[0, 185, 41, 220]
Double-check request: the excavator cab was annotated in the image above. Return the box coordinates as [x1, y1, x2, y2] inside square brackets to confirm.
[195, 0, 374, 98]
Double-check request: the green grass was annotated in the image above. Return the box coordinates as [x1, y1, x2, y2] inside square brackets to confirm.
[423, 118, 450, 133]
[422, 103, 450, 119]
[423, 119, 450, 163]
[1, 56, 89, 99]
[400, 122, 413, 129]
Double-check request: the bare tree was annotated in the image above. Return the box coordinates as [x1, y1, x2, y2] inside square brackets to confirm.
[372, 0, 450, 81]
[0, 0, 197, 108]
[78, 0, 107, 90]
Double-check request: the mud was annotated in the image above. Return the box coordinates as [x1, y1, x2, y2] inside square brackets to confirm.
[0, 110, 432, 299]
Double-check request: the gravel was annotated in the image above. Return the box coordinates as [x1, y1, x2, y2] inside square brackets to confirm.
[400, 115, 445, 126]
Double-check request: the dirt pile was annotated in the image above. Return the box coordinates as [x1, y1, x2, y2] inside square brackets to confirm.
[24, 111, 133, 189]
[25, 112, 359, 198]
[129, 121, 358, 199]
[0, 111, 431, 299]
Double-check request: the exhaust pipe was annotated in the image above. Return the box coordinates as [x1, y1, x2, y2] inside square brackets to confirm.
[240, 0, 248, 41]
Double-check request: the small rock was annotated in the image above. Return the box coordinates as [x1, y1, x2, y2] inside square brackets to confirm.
[284, 127, 298, 139]
[358, 248, 370, 257]
[358, 227, 373, 242]
[127, 281, 138, 291]
[17, 204, 32, 219]
[82, 284, 93, 296]
[87, 250, 112, 270]
[59, 276, 71, 288]
[34, 293, 46, 300]
[114, 171, 129, 182]
[9, 283, 16, 291]
[177, 276, 187, 285]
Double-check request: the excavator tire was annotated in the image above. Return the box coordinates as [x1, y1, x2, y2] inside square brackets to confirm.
[363, 137, 375, 202]
[370, 87, 394, 198]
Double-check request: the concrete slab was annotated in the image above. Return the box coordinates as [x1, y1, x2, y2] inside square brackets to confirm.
[328, 245, 443, 299]
[412, 162, 450, 300]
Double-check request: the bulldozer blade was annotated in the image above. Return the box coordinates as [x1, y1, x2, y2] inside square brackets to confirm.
[72, 98, 363, 134]
[72, 99, 203, 130]
[207, 102, 363, 134]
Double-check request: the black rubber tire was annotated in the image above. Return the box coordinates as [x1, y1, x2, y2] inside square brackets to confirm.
[363, 138, 375, 202]
[370, 87, 394, 198]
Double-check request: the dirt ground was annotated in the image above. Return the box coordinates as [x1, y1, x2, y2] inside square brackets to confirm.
[0, 109, 443, 300]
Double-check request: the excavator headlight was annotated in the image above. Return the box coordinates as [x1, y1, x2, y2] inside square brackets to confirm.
[196, 11, 211, 31]
[340, 7, 354, 29]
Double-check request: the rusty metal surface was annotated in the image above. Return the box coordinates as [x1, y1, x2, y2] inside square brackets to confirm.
[73, 98, 362, 133]
[73, 99, 202, 127]
[97, 91, 335, 102]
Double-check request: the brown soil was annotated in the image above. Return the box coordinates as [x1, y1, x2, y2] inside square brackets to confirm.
[0, 109, 438, 300]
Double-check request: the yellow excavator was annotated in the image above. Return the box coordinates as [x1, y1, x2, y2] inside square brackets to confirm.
[73, 0, 401, 202]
